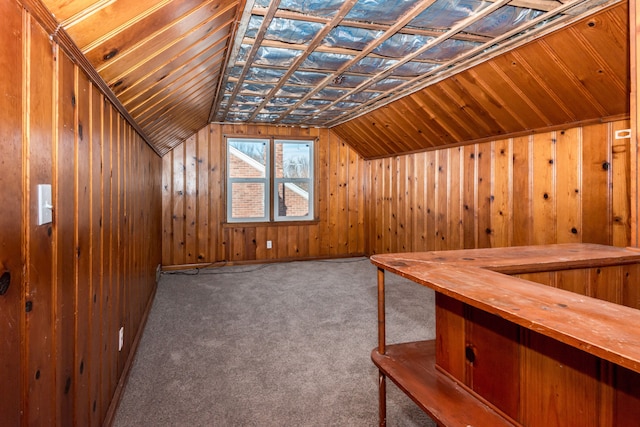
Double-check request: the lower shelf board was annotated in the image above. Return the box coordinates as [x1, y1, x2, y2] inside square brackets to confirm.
[371, 340, 517, 427]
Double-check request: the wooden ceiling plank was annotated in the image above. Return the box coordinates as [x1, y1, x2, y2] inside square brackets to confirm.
[97, 3, 236, 77]
[102, 16, 233, 88]
[60, 0, 116, 29]
[136, 79, 217, 127]
[121, 46, 225, 109]
[538, 38, 610, 117]
[413, 89, 476, 141]
[83, 0, 226, 66]
[67, 0, 174, 50]
[509, 50, 578, 122]
[405, 92, 468, 143]
[129, 60, 223, 118]
[463, 66, 534, 131]
[118, 34, 227, 103]
[386, 99, 442, 149]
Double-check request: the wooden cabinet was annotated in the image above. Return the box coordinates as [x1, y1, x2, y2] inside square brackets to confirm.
[371, 244, 640, 426]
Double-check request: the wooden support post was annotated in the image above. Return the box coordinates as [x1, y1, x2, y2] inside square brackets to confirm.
[377, 266, 387, 427]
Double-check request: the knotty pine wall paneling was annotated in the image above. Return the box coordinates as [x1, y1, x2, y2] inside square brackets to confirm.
[367, 120, 632, 254]
[0, 2, 163, 424]
[162, 124, 366, 267]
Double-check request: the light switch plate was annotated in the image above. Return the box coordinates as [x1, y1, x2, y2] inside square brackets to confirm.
[37, 184, 53, 226]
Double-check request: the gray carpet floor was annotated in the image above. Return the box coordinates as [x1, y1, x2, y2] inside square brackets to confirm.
[113, 257, 437, 427]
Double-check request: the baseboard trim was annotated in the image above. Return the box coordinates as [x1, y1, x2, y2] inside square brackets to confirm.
[161, 253, 369, 271]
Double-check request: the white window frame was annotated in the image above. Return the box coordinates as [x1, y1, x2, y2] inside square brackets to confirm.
[274, 139, 314, 222]
[226, 138, 270, 223]
[226, 137, 315, 223]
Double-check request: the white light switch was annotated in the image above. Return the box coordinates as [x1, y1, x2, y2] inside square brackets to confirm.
[37, 184, 53, 226]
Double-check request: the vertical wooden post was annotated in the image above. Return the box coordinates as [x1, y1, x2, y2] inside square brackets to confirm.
[631, 0, 639, 248]
[377, 266, 386, 426]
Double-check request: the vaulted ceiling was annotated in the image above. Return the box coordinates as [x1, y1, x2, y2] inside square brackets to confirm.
[36, 0, 628, 158]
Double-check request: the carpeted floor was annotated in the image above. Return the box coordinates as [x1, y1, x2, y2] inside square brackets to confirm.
[113, 257, 437, 427]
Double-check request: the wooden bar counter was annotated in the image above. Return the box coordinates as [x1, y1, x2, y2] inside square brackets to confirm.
[370, 243, 640, 427]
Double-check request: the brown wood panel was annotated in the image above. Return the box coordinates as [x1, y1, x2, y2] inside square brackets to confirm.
[74, 67, 92, 427]
[465, 306, 520, 420]
[162, 124, 366, 266]
[532, 131, 556, 245]
[612, 120, 632, 247]
[511, 135, 532, 246]
[520, 331, 602, 427]
[491, 140, 511, 248]
[55, 52, 77, 426]
[476, 142, 492, 248]
[89, 85, 103, 427]
[25, 15, 55, 426]
[435, 293, 465, 383]
[556, 127, 582, 243]
[367, 120, 632, 254]
[582, 122, 612, 244]
[0, 1, 24, 424]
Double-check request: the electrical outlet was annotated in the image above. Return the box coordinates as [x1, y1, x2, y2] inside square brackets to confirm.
[266, 240, 272, 249]
[119, 327, 124, 351]
[37, 184, 53, 225]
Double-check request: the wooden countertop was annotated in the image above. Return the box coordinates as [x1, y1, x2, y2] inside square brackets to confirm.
[371, 243, 640, 373]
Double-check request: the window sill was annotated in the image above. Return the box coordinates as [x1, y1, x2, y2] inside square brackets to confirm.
[223, 219, 320, 228]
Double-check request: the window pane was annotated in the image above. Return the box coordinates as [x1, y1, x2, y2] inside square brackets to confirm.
[275, 141, 310, 178]
[276, 182, 310, 218]
[231, 182, 266, 219]
[229, 140, 267, 178]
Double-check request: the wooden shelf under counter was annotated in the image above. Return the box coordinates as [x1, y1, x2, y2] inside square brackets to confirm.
[371, 244, 640, 427]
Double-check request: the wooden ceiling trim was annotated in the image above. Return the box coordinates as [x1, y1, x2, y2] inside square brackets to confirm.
[83, 0, 223, 66]
[121, 44, 226, 108]
[246, 0, 360, 122]
[98, 5, 235, 82]
[537, 39, 610, 117]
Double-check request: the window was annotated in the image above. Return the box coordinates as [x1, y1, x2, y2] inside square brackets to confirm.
[227, 137, 314, 223]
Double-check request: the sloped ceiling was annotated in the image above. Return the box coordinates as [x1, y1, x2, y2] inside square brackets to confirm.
[35, 0, 627, 158]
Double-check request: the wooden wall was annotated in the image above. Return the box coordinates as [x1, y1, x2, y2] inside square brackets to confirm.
[162, 124, 366, 267]
[0, 2, 162, 425]
[366, 119, 632, 254]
